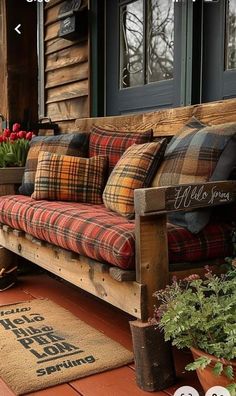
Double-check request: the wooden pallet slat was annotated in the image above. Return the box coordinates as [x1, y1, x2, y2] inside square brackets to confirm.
[0, 230, 144, 318]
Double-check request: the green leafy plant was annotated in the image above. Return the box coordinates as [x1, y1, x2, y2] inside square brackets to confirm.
[0, 124, 34, 167]
[152, 268, 236, 391]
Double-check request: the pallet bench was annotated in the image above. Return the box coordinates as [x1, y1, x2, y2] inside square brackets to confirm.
[0, 98, 236, 391]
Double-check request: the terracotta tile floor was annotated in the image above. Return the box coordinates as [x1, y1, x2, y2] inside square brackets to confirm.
[0, 272, 203, 396]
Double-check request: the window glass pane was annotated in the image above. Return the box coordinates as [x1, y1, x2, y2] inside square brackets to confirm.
[147, 0, 174, 83]
[120, 0, 144, 88]
[226, 0, 236, 70]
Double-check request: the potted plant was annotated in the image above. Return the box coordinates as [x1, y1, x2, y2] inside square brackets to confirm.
[0, 123, 34, 194]
[152, 265, 236, 394]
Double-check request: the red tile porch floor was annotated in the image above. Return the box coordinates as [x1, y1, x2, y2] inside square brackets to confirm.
[0, 272, 203, 396]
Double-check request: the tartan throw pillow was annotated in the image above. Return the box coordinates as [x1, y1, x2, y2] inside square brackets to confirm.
[152, 117, 236, 233]
[19, 133, 90, 196]
[89, 126, 153, 174]
[32, 152, 108, 204]
[152, 117, 236, 186]
[103, 140, 167, 218]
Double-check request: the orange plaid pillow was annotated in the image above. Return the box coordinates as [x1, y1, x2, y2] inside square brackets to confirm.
[103, 140, 167, 218]
[32, 151, 108, 204]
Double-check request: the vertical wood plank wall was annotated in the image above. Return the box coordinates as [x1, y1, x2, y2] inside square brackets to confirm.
[0, 0, 7, 128]
[44, 0, 90, 133]
[0, 0, 38, 127]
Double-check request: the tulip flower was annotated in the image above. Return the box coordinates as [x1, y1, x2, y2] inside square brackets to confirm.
[12, 123, 21, 133]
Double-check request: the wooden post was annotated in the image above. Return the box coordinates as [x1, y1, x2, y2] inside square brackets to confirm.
[135, 214, 169, 320]
[0, 0, 37, 125]
[130, 214, 176, 391]
[130, 321, 176, 391]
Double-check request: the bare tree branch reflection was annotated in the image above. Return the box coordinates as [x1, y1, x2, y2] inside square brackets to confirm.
[120, 0, 174, 88]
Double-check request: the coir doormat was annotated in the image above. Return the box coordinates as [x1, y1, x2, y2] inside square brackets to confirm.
[0, 299, 133, 395]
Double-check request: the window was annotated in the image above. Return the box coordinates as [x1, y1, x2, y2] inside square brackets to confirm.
[225, 0, 236, 70]
[106, 0, 183, 115]
[120, 0, 174, 89]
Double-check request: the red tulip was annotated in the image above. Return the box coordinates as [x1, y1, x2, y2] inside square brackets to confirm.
[12, 123, 21, 133]
[0, 136, 3, 143]
[17, 130, 26, 139]
[26, 131, 33, 140]
[10, 132, 18, 140]
[3, 128, 11, 138]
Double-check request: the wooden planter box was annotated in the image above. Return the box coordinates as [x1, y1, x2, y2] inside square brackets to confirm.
[0, 167, 25, 195]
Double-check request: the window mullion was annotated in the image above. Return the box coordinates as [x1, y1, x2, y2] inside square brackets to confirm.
[143, 0, 147, 85]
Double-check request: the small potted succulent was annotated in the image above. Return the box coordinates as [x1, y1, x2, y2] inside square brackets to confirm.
[152, 264, 236, 394]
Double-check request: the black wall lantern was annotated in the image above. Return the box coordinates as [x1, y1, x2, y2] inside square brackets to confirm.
[58, 0, 88, 41]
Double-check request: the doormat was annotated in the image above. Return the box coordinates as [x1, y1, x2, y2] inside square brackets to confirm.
[0, 299, 133, 395]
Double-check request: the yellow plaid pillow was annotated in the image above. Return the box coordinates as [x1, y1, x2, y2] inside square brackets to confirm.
[103, 140, 167, 218]
[32, 151, 108, 204]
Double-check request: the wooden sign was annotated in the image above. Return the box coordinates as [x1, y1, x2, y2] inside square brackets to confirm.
[134, 181, 236, 215]
[166, 183, 233, 211]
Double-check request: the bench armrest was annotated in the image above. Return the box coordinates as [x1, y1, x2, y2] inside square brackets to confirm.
[134, 180, 236, 216]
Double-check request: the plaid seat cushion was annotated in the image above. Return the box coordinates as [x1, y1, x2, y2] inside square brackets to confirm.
[19, 133, 89, 196]
[32, 152, 107, 204]
[103, 141, 167, 218]
[0, 196, 233, 269]
[89, 126, 153, 174]
[167, 220, 233, 263]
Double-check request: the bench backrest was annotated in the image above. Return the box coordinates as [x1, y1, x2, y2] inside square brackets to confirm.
[75, 99, 236, 137]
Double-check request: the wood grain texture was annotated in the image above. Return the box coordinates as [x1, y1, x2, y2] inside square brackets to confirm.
[0, 167, 25, 184]
[45, 19, 59, 41]
[55, 120, 77, 133]
[44, 0, 62, 10]
[109, 267, 136, 282]
[130, 320, 175, 391]
[75, 98, 236, 135]
[45, 37, 84, 55]
[135, 214, 169, 320]
[46, 43, 88, 71]
[46, 61, 88, 88]
[0, 0, 8, 122]
[0, 1, 37, 124]
[134, 181, 236, 215]
[45, 1, 62, 25]
[0, 184, 15, 195]
[47, 97, 89, 122]
[0, 230, 144, 318]
[44, 0, 89, 131]
[46, 80, 88, 103]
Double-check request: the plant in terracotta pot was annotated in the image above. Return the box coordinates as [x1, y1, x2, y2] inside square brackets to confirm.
[152, 267, 236, 394]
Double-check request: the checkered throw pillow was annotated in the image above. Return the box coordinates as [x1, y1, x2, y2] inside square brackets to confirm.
[103, 140, 167, 218]
[152, 117, 236, 186]
[19, 133, 90, 196]
[89, 126, 153, 174]
[152, 117, 236, 233]
[32, 152, 108, 204]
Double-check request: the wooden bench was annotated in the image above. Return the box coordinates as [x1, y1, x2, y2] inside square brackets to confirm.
[0, 98, 236, 391]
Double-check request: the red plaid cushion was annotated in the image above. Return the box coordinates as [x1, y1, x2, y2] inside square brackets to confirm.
[167, 221, 233, 263]
[0, 195, 233, 269]
[89, 126, 153, 174]
[0, 195, 135, 269]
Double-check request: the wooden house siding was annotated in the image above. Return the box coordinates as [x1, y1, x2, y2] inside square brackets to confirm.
[44, 0, 90, 133]
[0, 0, 7, 126]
